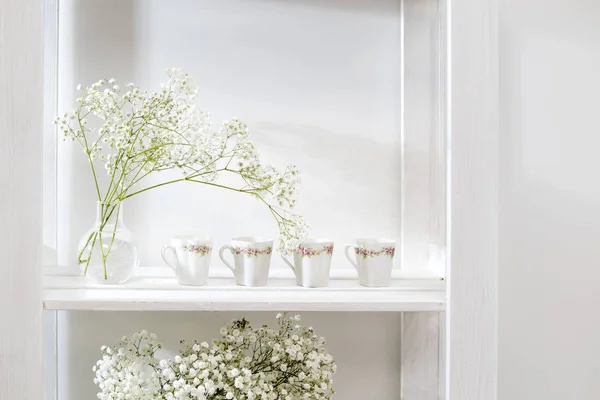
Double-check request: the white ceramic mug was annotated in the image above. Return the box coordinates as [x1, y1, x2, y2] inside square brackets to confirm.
[219, 237, 273, 287]
[281, 239, 334, 288]
[161, 235, 213, 286]
[345, 238, 396, 287]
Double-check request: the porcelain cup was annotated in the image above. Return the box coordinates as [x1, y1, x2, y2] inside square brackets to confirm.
[219, 237, 273, 287]
[161, 235, 213, 286]
[345, 238, 396, 287]
[281, 239, 334, 288]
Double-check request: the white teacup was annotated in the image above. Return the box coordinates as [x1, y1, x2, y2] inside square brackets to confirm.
[281, 239, 334, 288]
[345, 238, 396, 287]
[161, 235, 213, 286]
[219, 237, 273, 287]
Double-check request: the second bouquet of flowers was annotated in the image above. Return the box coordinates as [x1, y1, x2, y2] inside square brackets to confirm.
[93, 313, 336, 400]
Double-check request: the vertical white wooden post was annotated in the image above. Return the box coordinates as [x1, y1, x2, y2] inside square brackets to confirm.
[448, 0, 499, 399]
[42, 1, 59, 399]
[401, 312, 443, 399]
[0, 0, 44, 398]
[400, 0, 447, 397]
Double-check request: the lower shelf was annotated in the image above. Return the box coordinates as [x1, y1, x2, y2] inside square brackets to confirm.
[43, 267, 446, 312]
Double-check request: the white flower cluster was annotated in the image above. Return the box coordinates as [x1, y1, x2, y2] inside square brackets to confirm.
[93, 314, 336, 400]
[93, 330, 162, 400]
[54, 69, 309, 254]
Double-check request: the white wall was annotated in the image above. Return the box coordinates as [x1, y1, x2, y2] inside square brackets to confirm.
[499, 0, 600, 398]
[54, 0, 445, 274]
[56, 0, 407, 271]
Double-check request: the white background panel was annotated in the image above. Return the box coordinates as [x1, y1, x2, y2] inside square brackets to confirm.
[57, 0, 403, 271]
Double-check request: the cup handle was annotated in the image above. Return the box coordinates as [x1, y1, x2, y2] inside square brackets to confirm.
[280, 254, 296, 273]
[161, 245, 178, 273]
[344, 244, 359, 272]
[219, 245, 236, 275]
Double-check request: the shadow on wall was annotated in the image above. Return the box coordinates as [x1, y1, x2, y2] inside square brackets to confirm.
[254, 120, 403, 210]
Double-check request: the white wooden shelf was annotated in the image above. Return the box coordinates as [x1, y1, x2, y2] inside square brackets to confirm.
[43, 267, 445, 312]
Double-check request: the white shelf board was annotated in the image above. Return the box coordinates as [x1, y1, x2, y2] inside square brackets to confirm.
[43, 267, 445, 312]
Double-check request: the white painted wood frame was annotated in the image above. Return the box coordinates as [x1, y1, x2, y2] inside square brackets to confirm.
[0, 0, 44, 399]
[447, 0, 499, 399]
[0, 0, 498, 398]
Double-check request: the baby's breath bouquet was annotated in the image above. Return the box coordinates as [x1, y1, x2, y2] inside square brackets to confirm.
[93, 313, 336, 400]
[55, 69, 308, 283]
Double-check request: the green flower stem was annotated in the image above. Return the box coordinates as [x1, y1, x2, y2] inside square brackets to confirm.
[98, 228, 107, 279]
[79, 203, 118, 277]
[105, 204, 120, 259]
[119, 177, 192, 200]
[82, 231, 99, 276]
[185, 179, 252, 194]
[86, 152, 102, 201]
[78, 231, 95, 264]
[117, 168, 152, 197]
[119, 168, 225, 200]
[99, 203, 120, 280]
[78, 112, 102, 201]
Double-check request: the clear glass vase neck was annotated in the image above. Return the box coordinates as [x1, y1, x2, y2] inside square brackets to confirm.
[95, 201, 126, 230]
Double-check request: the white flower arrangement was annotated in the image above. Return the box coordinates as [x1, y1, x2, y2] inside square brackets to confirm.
[93, 313, 336, 400]
[55, 68, 309, 277]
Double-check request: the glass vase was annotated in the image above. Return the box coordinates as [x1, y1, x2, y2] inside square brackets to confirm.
[77, 201, 139, 284]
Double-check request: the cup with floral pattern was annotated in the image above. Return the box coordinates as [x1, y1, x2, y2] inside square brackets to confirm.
[219, 237, 274, 286]
[281, 238, 334, 288]
[345, 238, 396, 287]
[161, 235, 213, 286]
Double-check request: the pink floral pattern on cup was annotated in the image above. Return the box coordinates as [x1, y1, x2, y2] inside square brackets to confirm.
[354, 246, 396, 259]
[182, 244, 212, 256]
[234, 246, 273, 257]
[296, 245, 334, 258]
